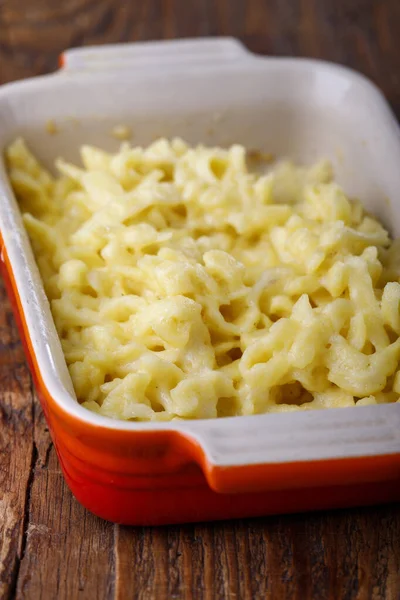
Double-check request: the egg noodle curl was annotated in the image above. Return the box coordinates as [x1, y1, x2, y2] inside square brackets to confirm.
[6, 137, 400, 421]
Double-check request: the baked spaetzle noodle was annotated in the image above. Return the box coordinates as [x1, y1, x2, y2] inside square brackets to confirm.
[6, 137, 400, 421]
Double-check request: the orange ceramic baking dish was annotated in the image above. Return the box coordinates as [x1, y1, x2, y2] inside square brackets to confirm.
[0, 38, 399, 525]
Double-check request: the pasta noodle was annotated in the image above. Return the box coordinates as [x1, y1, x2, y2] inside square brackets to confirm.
[6, 137, 400, 421]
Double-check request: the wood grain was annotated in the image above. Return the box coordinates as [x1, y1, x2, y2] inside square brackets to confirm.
[0, 1, 400, 599]
[14, 411, 115, 600]
[0, 283, 34, 600]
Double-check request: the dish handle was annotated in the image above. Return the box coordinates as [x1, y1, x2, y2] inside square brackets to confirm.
[181, 407, 400, 494]
[59, 37, 254, 72]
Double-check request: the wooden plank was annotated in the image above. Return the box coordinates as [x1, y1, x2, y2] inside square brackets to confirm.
[15, 409, 115, 600]
[114, 526, 168, 599]
[113, 511, 400, 599]
[0, 282, 34, 600]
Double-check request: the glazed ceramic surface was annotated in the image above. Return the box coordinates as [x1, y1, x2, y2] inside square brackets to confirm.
[0, 38, 399, 524]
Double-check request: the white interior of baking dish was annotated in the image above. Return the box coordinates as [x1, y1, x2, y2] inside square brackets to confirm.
[0, 38, 399, 466]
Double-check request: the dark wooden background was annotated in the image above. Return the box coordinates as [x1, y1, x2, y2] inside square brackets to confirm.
[1, 1, 400, 598]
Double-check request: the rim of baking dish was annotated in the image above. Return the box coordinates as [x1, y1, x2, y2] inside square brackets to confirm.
[0, 38, 399, 467]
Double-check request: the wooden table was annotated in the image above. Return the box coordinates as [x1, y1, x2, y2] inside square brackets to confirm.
[0, 1, 400, 598]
